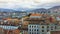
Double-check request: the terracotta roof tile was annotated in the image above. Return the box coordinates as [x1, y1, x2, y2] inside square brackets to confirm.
[30, 13, 42, 16]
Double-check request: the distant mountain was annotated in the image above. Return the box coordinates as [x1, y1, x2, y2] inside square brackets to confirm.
[0, 8, 19, 12]
[28, 8, 48, 13]
[26, 6, 60, 14]
[0, 6, 60, 13]
[48, 6, 60, 13]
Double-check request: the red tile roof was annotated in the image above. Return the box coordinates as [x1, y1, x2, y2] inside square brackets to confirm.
[30, 13, 42, 16]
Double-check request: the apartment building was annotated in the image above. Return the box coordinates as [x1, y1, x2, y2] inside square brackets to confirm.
[28, 23, 57, 34]
[28, 24, 40, 34]
[26, 13, 58, 34]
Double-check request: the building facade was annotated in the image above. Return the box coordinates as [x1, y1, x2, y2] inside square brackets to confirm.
[28, 24, 40, 34]
[28, 23, 57, 34]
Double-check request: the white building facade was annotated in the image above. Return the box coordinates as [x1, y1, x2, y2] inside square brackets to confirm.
[28, 24, 40, 34]
[28, 24, 57, 34]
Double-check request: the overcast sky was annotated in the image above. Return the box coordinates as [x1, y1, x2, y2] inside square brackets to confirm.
[0, 0, 60, 10]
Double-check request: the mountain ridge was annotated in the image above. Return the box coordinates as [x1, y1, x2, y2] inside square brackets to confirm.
[0, 6, 60, 12]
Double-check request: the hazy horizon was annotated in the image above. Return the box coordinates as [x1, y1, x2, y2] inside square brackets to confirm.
[0, 0, 60, 10]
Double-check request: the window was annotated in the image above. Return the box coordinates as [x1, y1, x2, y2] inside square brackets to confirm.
[42, 26, 44, 28]
[37, 29, 39, 31]
[32, 29, 33, 31]
[29, 29, 31, 31]
[32, 33, 33, 34]
[29, 26, 31, 27]
[42, 30, 44, 32]
[29, 32, 31, 34]
[47, 26, 49, 28]
[51, 28, 53, 30]
[32, 26, 33, 28]
[34, 29, 36, 31]
[37, 33, 39, 34]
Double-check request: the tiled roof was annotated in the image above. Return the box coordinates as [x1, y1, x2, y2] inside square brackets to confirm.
[3, 18, 20, 21]
[30, 13, 42, 16]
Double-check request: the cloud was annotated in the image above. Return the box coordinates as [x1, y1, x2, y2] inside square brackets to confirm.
[0, 0, 60, 9]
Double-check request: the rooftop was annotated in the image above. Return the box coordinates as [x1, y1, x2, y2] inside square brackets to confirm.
[30, 13, 42, 16]
[0, 25, 19, 30]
